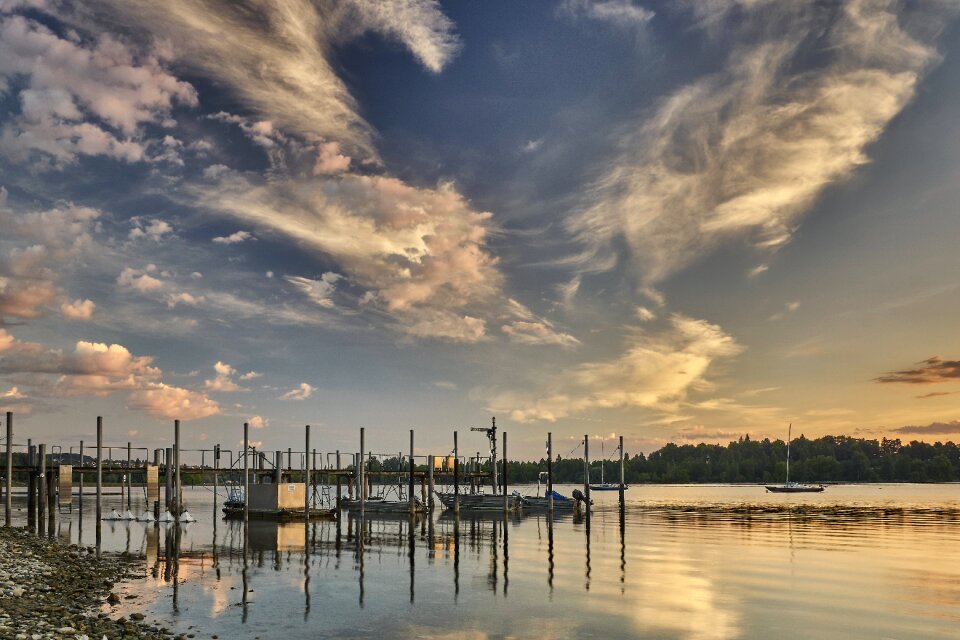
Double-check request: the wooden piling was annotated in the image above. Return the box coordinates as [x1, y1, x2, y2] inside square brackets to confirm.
[359, 428, 365, 517]
[126, 441, 132, 510]
[274, 451, 282, 484]
[243, 422, 249, 523]
[336, 450, 342, 508]
[47, 456, 56, 515]
[305, 425, 310, 523]
[584, 435, 591, 519]
[27, 442, 35, 521]
[453, 431, 459, 515]
[38, 443, 46, 521]
[78, 440, 84, 510]
[174, 419, 181, 515]
[503, 431, 508, 513]
[4, 411, 11, 526]
[408, 429, 415, 514]
[96, 417, 102, 523]
[427, 455, 435, 511]
[547, 432, 554, 513]
[164, 447, 173, 511]
[618, 435, 625, 513]
[213, 444, 219, 519]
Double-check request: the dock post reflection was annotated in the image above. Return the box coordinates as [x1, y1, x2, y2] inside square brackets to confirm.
[547, 515, 554, 595]
[585, 510, 592, 592]
[503, 517, 509, 597]
[453, 515, 460, 600]
[408, 514, 415, 603]
[304, 521, 311, 620]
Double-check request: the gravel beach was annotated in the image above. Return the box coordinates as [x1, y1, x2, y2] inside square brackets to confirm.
[0, 527, 176, 640]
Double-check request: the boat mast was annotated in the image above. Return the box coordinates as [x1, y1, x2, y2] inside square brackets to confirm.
[786, 423, 791, 484]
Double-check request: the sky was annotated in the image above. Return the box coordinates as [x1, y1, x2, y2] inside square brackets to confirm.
[1, 0, 960, 461]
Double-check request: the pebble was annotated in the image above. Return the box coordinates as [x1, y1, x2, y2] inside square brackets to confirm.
[0, 528, 173, 639]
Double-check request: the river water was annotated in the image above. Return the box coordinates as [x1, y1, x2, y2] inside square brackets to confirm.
[9, 483, 960, 639]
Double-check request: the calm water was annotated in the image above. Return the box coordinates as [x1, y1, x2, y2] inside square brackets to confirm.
[9, 484, 960, 639]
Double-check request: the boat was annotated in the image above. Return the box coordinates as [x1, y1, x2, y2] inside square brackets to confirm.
[436, 491, 528, 512]
[523, 473, 578, 510]
[765, 423, 825, 493]
[589, 439, 628, 492]
[340, 496, 427, 514]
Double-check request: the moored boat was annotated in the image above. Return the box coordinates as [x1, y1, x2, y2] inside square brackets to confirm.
[766, 423, 826, 494]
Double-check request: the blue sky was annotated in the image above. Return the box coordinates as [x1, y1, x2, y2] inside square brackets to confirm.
[1, 0, 959, 459]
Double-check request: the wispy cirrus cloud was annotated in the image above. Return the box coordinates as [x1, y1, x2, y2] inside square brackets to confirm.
[876, 356, 960, 385]
[568, 0, 948, 285]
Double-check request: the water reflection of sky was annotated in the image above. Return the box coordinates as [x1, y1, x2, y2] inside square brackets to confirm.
[9, 484, 960, 639]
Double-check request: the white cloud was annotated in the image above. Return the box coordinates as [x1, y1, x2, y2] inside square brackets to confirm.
[635, 306, 656, 322]
[117, 267, 164, 292]
[0, 13, 196, 165]
[248, 415, 268, 429]
[285, 273, 342, 309]
[281, 382, 313, 401]
[400, 309, 487, 343]
[568, 1, 945, 285]
[239, 371, 262, 381]
[204, 360, 240, 392]
[129, 219, 173, 241]
[560, 0, 655, 27]
[128, 383, 220, 420]
[192, 172, 501, 341]
[60, 298, 95, 320]
[488, 314, 743, 422]
[338, 0, 462, 74]
[212, 230, 254, 244]
[313, 141, 351, 175]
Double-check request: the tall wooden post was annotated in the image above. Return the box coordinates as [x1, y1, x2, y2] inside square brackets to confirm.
[4, 412, 11, 526]
[243, 422, 249, 523]
[584, 435, 591, 518]
[305, 425, 311, 522]
[164, 447, 173, 511]
[547, 432, 554, 513]
[274, 451, 283, 484]
[359, 428, 365, 517]
[153, 449, 161, 518]
[126, 442, 132, 510]
[27, 441, 35, 522]
[502, 431, 509, 513]
[96, 418, 103, 523]
[173, 419, 181, 515]
[78, 440, 84, 510]
[213, 445, 219, 520]
[408, 429, 415, 513]
[453, 431, 459, 515]
[427, 456, 435, 511]
[335, 450, 342, 509]
[38, 443, 46, 521]
[618, 435, 625, 513]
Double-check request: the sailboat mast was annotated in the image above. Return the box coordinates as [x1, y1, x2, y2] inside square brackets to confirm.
[786, 423, 792, 484]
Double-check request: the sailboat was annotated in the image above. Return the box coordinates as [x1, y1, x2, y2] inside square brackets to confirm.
[765, 424, 825, 493]
[589, 439, 627, 491]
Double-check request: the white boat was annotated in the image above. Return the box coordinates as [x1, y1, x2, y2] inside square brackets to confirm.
[766, 424, 824, 493]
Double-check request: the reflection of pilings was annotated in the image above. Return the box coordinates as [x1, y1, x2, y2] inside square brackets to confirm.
[408, 514, 415, 604]
[547, 517, 554, 594]
[359, 428, 365, 517]
[453, 517, 460, 600]
[305, 425, 310, 523]
[303, 520, 311, 620]
[620, 502, 626, 593]
[619, 434, 626, 515]
[503, 518, 509, 596]
[585, 511, 592, 592]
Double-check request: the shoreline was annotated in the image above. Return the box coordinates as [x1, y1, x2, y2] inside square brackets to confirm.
[0, 527, 177, 640]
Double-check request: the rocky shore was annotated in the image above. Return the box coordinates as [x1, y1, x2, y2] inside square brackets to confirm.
[0, 527, 176, 640]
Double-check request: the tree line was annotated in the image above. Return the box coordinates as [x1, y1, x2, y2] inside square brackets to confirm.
[496, 435, 959, 484]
